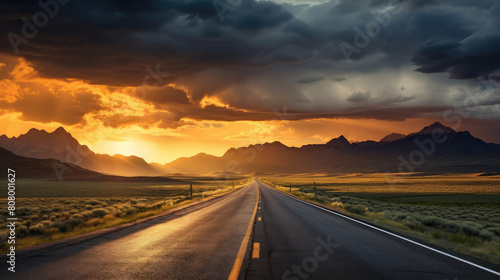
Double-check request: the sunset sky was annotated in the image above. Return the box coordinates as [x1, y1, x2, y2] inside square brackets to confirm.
[1, 0, 500, 163]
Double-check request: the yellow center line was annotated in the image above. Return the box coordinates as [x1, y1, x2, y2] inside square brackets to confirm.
[228, 183, 260, 280]
[252, 243, 260, 259]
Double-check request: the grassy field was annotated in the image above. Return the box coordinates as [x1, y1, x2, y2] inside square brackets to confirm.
[0, 177, 250, 252]
[261, 173, 500, 264]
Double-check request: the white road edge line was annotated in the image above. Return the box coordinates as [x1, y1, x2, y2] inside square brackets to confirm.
[261, 181, 500, 277]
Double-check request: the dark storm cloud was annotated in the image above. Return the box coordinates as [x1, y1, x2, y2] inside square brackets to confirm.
[1, 0, 497, 85]
[137, 86, 191, 105]
[296, 76, 325, 84]
[0, 0, 295, 86]
[411, 3, 500, 80]
[1, 0, 499, 125]
[347, 91, 371, 102]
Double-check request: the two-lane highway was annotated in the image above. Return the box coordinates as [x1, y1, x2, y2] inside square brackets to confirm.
[248, 179, 500, 279]
[2, 178, 499, 279]
[1, 182, 259, 279]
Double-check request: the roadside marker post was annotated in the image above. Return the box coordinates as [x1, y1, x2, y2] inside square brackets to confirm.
[289, 184, 292, 192]
[190, 183, 193, 199]
[314, 182, 316, 198]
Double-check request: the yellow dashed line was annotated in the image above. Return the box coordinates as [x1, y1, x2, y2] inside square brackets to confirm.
[228, 185, 260, 280]
[252, 243, 260, 259]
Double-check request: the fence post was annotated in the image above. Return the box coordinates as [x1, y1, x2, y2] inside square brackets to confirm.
[190, 183, 193, 199]
[314, 182, 316, 198]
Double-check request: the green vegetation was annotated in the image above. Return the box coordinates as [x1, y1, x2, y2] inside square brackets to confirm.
[0, 178, 249, 252]
[261, 174, 500, 264]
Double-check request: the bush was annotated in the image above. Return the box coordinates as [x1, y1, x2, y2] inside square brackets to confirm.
[489, 227, 500, 236]
[91, 208, 109, 218]
[51, 221, 69, 233]
[479, 230, 494, 241]
[87, 200, 105, 206]
[28, 224, 45, 235]
[431, 230, 441, 239]
[81, 210, 93, 217]
[70, 214, 84, 220]
[345, 204, 366, 215]
[68, 218, 84, 227]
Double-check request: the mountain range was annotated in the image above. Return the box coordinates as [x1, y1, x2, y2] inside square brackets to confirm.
[0, 127, 160, 176]
[1, 122, 499, 177]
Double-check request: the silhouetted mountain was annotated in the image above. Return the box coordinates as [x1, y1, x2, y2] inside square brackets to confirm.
[0, 127, 161, 176]
[3, 123, 499, 176]
[162, 122, 500, 174]
[0, 146, 179, 182]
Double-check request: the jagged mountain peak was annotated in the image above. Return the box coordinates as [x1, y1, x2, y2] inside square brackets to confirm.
[419, 122, 456, 135]
[53, 126, 69, 135]
[326, 135, 350, 146]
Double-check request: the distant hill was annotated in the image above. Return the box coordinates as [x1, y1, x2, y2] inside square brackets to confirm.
[0, 127, 161, 176]
[0, 145, 179, 182]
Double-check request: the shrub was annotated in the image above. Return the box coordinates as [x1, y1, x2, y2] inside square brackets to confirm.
[86, 218, 103, 227]
[18, 225, 28, 236]
[51, 221, 69, 233]
[450, 234, 467, 244]
[431, 230, 442, 239]
[479, 230, 494, 241]
[135, 203, 147, 209]
[87, 200, 105, 206]
[81, 211, 93, 217]
[489, 227, 500, 236]
[70, 214, 84, 220]
[91, 208, 109, 218]
[151, 201, 165, 209]
[68, 218, 84, 227]
[60, 211, 71, 218]
[39, 220, 52, 227]
[28, 224, 45, 235]
[345, 204, 366, 215]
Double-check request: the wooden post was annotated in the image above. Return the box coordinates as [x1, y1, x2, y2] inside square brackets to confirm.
[289, 184, 292, 192]
[190, 183, 193, 199]
[233, 181, 235, 188]
[314, 182, 316, 198]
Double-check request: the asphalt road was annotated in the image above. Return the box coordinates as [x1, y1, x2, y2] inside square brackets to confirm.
[1, 182, 258, 280]
[247, 179, 500, 280]
[2, 178, 500, 279]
